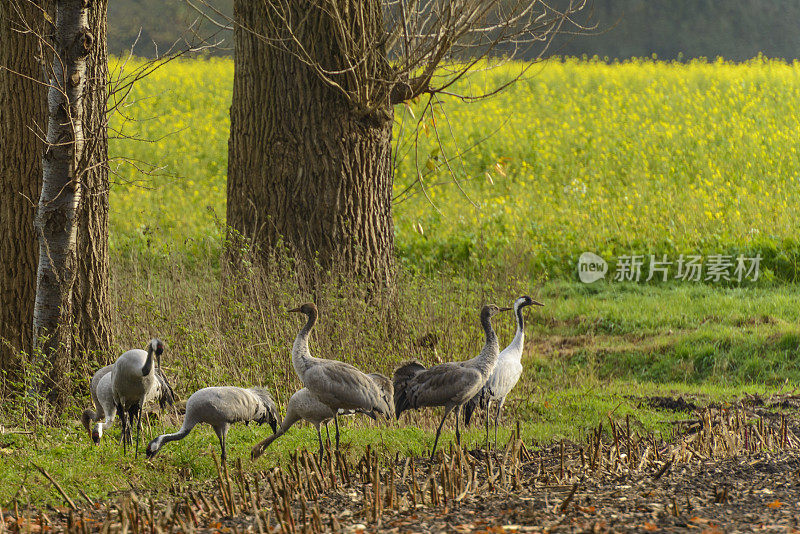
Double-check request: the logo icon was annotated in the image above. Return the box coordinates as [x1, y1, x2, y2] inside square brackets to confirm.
[578, 252, 607, 283]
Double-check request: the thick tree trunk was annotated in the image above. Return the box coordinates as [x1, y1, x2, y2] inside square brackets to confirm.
[227, 0, 395, 287]
[74, 0, 111, 361]
[32, 0, 94, 406]
[0, 1, 48, 376]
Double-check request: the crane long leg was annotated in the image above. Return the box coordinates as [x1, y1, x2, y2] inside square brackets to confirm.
[494, 399, 503, 450]
[219, 431, 227, 464]
[134, 405, 143, 458]
[334, 415, 340, 449]
[455, 405, 462, 447]
[118, 405, 128, 454]
[430, 405, 455, 460]
[325, 421, 330, 443]
[317, 425, 324, 459]
[485, 400, 491, 451]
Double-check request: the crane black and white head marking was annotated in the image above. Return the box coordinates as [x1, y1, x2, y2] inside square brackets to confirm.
[148, 338, 165, 356]
[248, 387, 280, 433]
[515, 295, 544, 309]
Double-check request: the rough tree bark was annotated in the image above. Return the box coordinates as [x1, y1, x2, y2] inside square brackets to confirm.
[32, 0, 94, 406]
[0, 1, 48, 377]
[73, 0, 111, 361]
[227, 0, 395, 287]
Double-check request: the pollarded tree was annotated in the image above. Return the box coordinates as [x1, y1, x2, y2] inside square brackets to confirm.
[223, 0, 588, 286]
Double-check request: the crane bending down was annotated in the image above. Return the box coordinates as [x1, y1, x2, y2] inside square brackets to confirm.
[251, 388, 334, 460]
[81, 364, 114, 441]
[89, 365, 174, 444]
[464, 296, 543, 449]
[251, 372, 393, 460]
[111, 339, 174, 457]
[287, 303, 394, 448]
[393, 304, 511, 459]
[147, 386, 279, 463]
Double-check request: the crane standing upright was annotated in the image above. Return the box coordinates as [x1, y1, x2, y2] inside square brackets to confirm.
[287, 303, 394, 447]
[464, 296, 544, 449]
[111, 339, 173, 457]
[393, 304, 511, 458]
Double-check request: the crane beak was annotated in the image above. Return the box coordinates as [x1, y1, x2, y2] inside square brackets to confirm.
[532, 300, 544, 306]
[499, 306, 512, 312]
[288, 307, 302, 313]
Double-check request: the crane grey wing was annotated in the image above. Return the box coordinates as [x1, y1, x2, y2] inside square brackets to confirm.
[463, 384, 489, 426]
[408, 363, 483, 408]
[303, 363, 384, 414]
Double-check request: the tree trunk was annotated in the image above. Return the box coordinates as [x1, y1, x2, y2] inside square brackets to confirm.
[32, 0, 94, 407]
[73, 0, 111, 362]
[0, 0, 48, 377]
[227, 0, 395, 287]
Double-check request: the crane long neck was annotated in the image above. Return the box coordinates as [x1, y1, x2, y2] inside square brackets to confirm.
[157, 424, 194, 447]
[292, 310, 318, 377]
[252, 412, 300, 459]
[502, 304, 526, 361]
[515, 304, 525, 334]
[141, 346, 154, 376]
[475, 312, 500, 377]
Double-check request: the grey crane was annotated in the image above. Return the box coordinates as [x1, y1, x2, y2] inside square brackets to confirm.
[251, 372, 393, 460]
[146, 386, 279, 462]
[464, 296, 543, 449]
[88, 365, 175, 445]
[111, 339, 174, 457]
[287, 303, 394, 447]
[393, 304, 511, 458]
[251, 388, 334, 460]
[81, 364, 114, 442]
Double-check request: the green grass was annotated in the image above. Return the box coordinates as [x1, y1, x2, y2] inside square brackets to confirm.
[2, 379, 779, 507]
[3, 274, 799, 507]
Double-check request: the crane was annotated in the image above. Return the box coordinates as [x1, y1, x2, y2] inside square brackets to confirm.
[464, 295, 543, 449]
[251, 372, 392, 459]
[88, 366, 174, 445]
[146, 386, 279, 463]
[287, 303, 393, 447]
[251, 387, 334, 459]
[393, 304, 511, 458]
[81, 364, 114, 441]
[111, 338, 173, 457]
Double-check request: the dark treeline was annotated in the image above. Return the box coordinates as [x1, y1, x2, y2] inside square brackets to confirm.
[111, 0, 800, 61]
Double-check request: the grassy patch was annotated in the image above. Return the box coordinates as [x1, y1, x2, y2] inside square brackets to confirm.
[2, 380, 778, 507]
[3, 264, 799, 507]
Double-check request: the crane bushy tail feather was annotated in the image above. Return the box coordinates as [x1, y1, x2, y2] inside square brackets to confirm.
[367, 372, 395, 420]
[463, 386, 490, 426]
[155, 368, 176, 410]
[249, 387, 280, 433]
[392, 361, 426, 419]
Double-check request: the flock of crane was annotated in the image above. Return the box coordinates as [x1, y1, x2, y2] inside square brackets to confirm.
[81, 296, 543, 463]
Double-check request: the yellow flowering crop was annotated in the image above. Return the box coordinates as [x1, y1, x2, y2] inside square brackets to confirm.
[109, 56, 800, 279]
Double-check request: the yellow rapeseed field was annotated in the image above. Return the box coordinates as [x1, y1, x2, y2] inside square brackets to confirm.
[109, 57, 800, 279]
